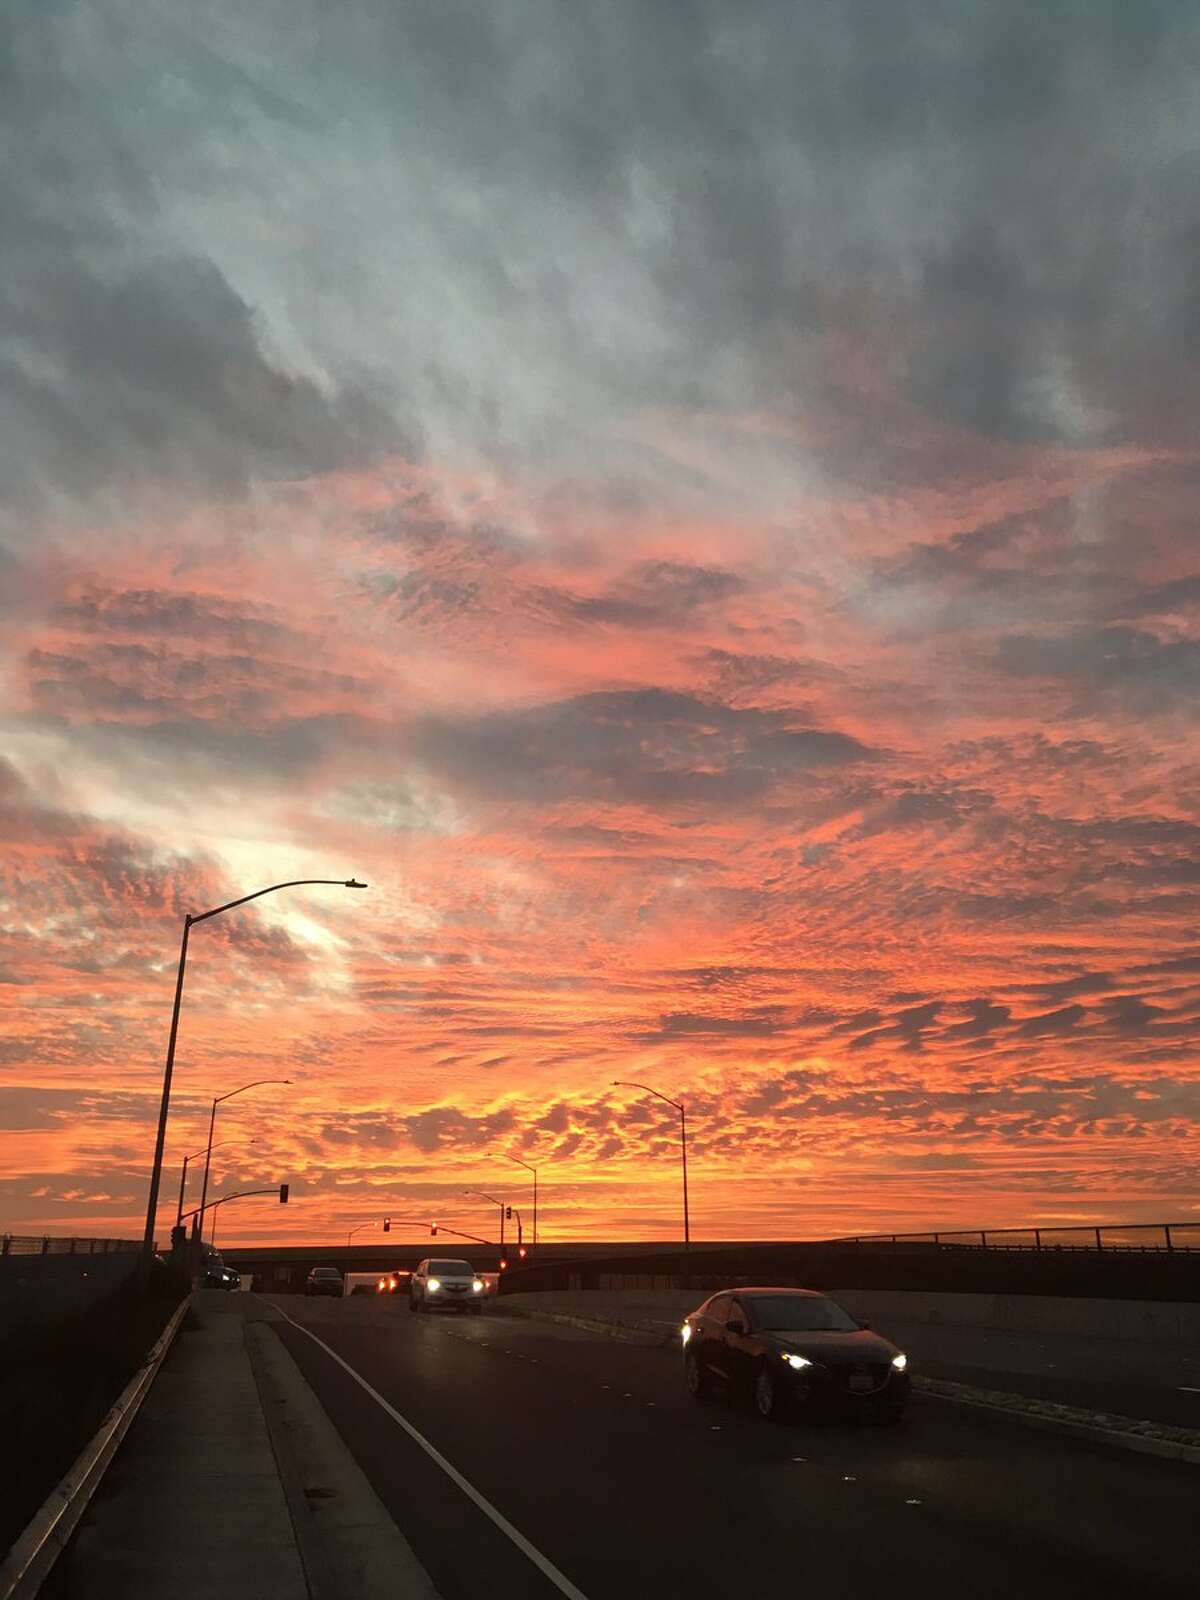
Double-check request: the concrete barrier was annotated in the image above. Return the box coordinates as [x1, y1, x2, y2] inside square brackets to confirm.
[828, 1287, 1200, 1343]
[0, 1251, 139, 1343]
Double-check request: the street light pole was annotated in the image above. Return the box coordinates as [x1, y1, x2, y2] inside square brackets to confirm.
[175, 1138, 252, 1229]
[612, 1080, 690, 1249]
[144, 916, 190, 1268]
[464, 1190, 506, 1255]
[347, 1222, 374, 1248]
[507, 1155, 539, 1250]
[138, 877, 366, 1288]
[199, 1078, 291, 1244]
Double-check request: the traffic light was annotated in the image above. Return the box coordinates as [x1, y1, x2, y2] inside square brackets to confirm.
[518, 1245, 527, 1259]
[383, 1216, 391, 1232]
[279, 1184, 289, 1205]
[430, 1222, 438, 1236]
[499, 1257, 508, 1271]
[505, 1206, 512, 1220]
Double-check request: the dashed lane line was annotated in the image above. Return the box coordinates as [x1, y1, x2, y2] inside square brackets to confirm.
[273, 1302, 593, 1600]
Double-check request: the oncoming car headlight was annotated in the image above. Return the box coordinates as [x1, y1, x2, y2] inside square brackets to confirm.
[472, 1279, 484, 1293]
[892, 1353, 907, 1371]
[783, 1354, 813, 1370]
[427, 1278, 442, 1292]
[681, 1323, 693, 1345]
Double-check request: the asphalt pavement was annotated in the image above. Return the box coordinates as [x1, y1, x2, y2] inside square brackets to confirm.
[264, 1293, 1197, 1600]
[871, 1314, 1200, 1428]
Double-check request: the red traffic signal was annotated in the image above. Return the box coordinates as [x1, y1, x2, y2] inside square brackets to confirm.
[383, 1216, 391, 1232]
[279, 1184, 289, 1205]
[499, 1257, 508, 1271]
[518, 1245, 527, 1259]
[430, 1222, 438, 1236]
[505, 1205, 512, 1220]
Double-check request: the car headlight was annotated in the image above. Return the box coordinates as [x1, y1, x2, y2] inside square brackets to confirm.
[472, 1279, 484, 1292]
[681, 1323, 693, 1345]
[892, 1353, 907, 1371]
[427, 1278, 441, 1292]
[783, 1354, 813, 1370]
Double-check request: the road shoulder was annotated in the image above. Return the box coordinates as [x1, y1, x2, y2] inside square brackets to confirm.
[246, 1304, 441, 1600]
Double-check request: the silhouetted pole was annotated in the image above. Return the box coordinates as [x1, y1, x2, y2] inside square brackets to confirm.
[507, 1155, 540, 1250]
[138, 878, 367, 1290]
[613, 1080, 690, 1249]
[199, 1079, 290, 1243]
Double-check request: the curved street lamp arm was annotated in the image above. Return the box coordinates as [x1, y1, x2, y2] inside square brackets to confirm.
[215, 1077, 292, 1106]
[612, 1080, 683, 1112]
[190, 878, 367, 926]
[180, 1187, 281, 1223]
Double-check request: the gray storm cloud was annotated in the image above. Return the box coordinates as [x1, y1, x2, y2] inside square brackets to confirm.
[3, 0, 1199, 547]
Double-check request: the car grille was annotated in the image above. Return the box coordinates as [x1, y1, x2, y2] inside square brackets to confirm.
[833, 1362, 889, 1393]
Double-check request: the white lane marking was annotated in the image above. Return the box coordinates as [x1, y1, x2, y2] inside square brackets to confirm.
[1180, 1386, 1200, 1393]
[273, 1303, 593, 1600]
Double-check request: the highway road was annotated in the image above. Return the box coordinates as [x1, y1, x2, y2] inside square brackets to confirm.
[264, 1294, 1195, 1599]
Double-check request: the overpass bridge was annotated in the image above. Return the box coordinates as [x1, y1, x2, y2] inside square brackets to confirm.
[223, 1223, 1200, 1299]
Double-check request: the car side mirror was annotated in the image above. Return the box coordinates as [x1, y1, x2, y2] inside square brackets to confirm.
[727, 1319, 746, 1336]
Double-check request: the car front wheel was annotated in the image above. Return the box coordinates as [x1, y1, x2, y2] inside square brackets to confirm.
[754, 1362, 784, 1421]
[684, 1347, 711, 1400]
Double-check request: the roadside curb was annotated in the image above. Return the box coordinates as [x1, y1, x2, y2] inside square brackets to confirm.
[499, 1304, 677, 1346]
[0, 1292, 191, 1600]
[913, 1377, 1200, 1466]
[499, 1302, 1200, 1465]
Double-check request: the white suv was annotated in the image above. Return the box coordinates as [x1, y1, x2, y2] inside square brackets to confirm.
[410, 1258, 486, 1314]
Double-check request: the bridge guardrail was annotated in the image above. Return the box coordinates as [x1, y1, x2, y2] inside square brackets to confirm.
[1, 1235, 141, 1257]
[835, 1222, 1199, 1253]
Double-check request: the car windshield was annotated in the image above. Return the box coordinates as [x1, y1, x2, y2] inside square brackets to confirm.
[429, 1260, 473, 1275]
[312, 1268, 341, 1279]
[746, 1295, 859, 1332]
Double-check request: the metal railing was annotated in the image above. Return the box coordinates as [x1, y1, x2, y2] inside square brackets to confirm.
[834, 1222, 1199, 1253]
[0, 1235, 142, 1258]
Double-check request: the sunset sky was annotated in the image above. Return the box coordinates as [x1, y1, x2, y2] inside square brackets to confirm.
[2, 2, 1198, 1247]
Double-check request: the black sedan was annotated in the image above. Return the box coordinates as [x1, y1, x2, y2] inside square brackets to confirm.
[304, 1266, 345, 1297]
[682, 1287, 910, 1422]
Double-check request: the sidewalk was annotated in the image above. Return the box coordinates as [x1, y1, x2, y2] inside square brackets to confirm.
[42, 1294, 308, 1599]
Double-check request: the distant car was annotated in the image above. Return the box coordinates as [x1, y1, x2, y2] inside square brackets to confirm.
[681, 1288, 910, 1423]
[304, 1266, 345, 1298]
[201, 1257, 239, 1292]
[409, 1258, 485, 1314]
[376, 1269, 412, 1295]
